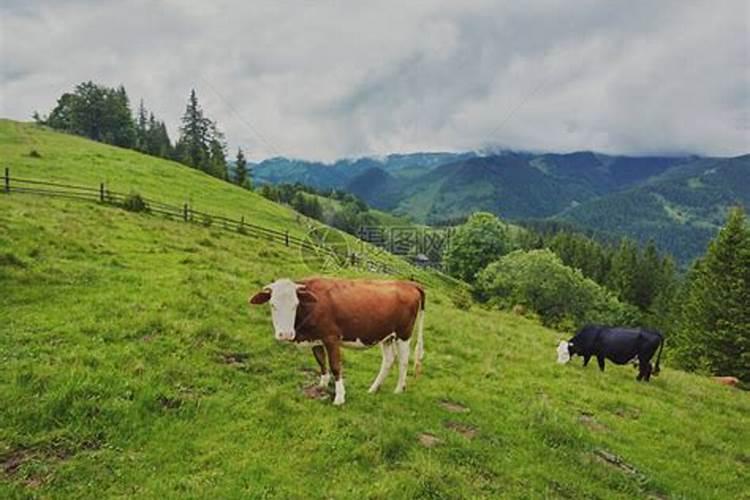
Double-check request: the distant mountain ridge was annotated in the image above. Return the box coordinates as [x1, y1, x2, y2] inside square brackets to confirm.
[251, 150, 749, 263]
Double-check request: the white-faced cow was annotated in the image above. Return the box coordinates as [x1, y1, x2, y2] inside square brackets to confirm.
[557, 325, 664, 381]
[249, 277, 425, 405]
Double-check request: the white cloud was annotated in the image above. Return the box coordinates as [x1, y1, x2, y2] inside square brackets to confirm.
[1, 0, 748, 161]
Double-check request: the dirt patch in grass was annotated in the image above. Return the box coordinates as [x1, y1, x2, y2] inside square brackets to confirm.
[444, 421, 478, 439]
[439, 400, 470, 413]
[418, 433, 442, 448]
[593, 449, 640, 476]
[0, 252, 26, 267]
[301, 384, 329, 400]
[1, 438, 102, 486]
[613, 407, 641, 420]
[579, 413, 608, 432]
[157, 395, 182, 410]
[219, 352, 250, 365]
[2, 449, 31, 476]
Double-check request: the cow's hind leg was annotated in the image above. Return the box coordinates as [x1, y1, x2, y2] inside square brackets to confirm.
[638, 359, 653, 382]
[313, 345, 330, 387]
[369, 340, 395, 394]
[394, 339, 411, 393]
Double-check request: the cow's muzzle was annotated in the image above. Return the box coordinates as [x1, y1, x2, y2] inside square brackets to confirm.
[276, 331, 295, 342]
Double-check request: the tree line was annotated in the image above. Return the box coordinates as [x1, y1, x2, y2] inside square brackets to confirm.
[443, 208, 749, 381]
[258, 182, 377, 235]
[34, 81, 251, 189]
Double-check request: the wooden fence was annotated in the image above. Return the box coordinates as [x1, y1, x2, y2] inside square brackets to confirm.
[1, 167, 405, 275]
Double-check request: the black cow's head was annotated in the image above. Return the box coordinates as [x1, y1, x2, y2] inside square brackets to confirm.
[556, 340, 578, 364]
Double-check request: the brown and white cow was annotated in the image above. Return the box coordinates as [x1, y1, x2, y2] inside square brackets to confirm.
[249, 277, 426, 405]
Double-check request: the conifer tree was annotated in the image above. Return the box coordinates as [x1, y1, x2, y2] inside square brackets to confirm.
[135, 99, 148, 152]
[608, 239, 639, 305]
[633, 240, 662, 311]
[234, 148, 249, 188]
[673, 207, 750, 380]
[176, 89, 210, 170]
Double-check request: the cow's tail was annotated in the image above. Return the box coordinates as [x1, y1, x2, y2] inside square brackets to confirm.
[653, 333, 665, 376]
[413, 286, 426, 378]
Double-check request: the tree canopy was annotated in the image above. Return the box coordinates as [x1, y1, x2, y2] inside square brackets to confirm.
[443, 212, 510, 282]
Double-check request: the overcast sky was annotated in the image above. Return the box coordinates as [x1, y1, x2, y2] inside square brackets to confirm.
[1, 0, 748, 161]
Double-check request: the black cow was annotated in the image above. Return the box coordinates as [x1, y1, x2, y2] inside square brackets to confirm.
[557, 325, 664, 381]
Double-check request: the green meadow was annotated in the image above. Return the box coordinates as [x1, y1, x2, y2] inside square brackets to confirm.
[1, 120, 748, 499]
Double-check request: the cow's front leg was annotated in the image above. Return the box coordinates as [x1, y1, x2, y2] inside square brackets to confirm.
[394, 339, 411, 393]
[324, 341, 345, 405]
[368, 341, 395, 393]
[312, 345, 330, 387]
[583, 354, 591, 367]
[597, 355, 606, 372]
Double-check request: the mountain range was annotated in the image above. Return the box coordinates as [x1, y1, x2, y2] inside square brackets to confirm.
[252, 151, 750, 264]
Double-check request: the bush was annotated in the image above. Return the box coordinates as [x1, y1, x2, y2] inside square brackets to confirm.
[443, 212, 510, 282]
[475, 249, 638, 329]
[28, 149, 42, 158]
[451, 286, 474, 310]
[122, 193, 149, 213]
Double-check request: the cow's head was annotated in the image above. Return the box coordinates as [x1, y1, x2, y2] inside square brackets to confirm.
[248, 278, 317, 341]
[557, 340, 572, 364]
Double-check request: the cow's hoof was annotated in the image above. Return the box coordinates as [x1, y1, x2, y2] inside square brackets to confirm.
[333, 396, 345, 406]
[394, 386, 405, 394]
[368, 385, 380, 394]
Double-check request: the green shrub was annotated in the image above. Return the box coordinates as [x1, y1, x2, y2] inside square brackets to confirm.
[122, 193, 149, 213]
[443, 212, 510, 282]
[451, 286, 474, 310]
[475, 249, 638, 329]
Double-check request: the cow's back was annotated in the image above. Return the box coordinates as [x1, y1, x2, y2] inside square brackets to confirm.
[300, 278, 423, 344]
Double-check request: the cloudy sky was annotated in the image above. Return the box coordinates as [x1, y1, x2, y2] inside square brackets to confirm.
[1, 0, 748, 161]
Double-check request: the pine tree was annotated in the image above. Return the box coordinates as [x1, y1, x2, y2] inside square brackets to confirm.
[207, 122, 228, 179]
[135, 99, 148, 152]
[176, 89, 210, 170]
[234, 148, 249, 188]
[105, 85, 136, 148]
[633, 240, 662, 311]
[608, 238, 639, 305]
[673, 207, 750, 380]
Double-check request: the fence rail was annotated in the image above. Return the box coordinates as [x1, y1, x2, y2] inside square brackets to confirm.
[1, 168, 405, 275]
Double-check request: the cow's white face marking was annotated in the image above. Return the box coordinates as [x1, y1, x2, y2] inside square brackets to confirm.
[557, 341, 571, 364]
[267, 278, 300, 342]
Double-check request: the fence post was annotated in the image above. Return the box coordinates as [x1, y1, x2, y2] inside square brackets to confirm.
[183, 203, 189, 222]
[4, 168, 8, 193]
[100, 182, 105, 202]
[285, 230, 289, 246]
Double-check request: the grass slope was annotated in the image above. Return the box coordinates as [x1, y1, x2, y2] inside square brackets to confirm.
[1, 121, 749, 498]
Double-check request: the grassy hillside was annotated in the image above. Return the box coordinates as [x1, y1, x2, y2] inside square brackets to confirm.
[1, 121, 749, 498]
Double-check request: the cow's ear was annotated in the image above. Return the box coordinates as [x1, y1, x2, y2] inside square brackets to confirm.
[249, 290, 271, 305]
[297, 288, 318, 304]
